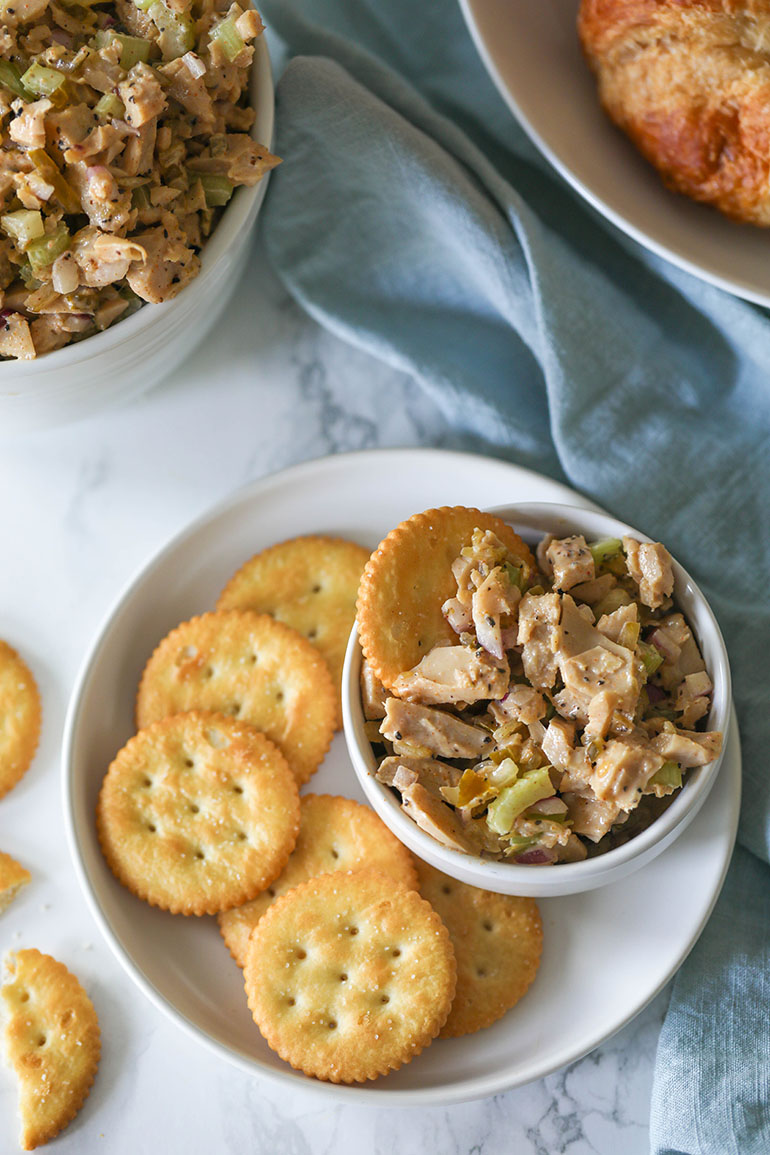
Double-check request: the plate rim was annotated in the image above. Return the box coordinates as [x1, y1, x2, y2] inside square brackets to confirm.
[62, 447, 742, 1106]
[458, 0, 770, 308]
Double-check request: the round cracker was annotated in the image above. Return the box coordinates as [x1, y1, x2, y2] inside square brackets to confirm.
[244, 869, 455, 1083]
[0, 641, 41, 801]
[2, 948, 100, 1151]
[217, 536, 371, 727]
[357, 507, 535, 692]
[136, 610, 335, 786]
[414, 857, 542, 1037]
[96, 712, 300, 916]
[218, 794, 417, 967]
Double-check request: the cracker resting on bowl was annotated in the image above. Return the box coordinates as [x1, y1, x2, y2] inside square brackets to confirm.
[357, 507, 534, 693]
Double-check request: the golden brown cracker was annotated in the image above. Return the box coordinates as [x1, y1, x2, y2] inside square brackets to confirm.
[0, 641, 41, 801]
[135, 610, 335, 786]
[217, 536, 370, 726]
[414, 858, 542, 1037]
[96, 711, 300, 916]
[357, 507, 534, 692]
[244, 869, 455, 1083]
[0, 851, 31, 915]
[2, 948, 100, 1151]
[218, 794, 417, 967]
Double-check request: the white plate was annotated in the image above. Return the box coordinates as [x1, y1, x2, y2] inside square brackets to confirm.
[460, 0, 770, 306]
[63, 449, 741, 1105]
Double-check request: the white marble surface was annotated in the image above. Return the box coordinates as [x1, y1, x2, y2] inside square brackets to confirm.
[0, 231, 668, 1154]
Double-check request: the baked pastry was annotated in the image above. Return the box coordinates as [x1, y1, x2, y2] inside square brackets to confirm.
[578, 0, 770, 224]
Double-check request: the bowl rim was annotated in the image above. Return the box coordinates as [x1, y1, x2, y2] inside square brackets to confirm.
[343, 500, 732, 895]
[0, 34, 274, 378]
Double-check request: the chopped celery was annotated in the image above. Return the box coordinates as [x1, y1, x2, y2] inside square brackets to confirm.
[618, 620, 640, 649]
[586, 737, 604, 761]
[210, 15, 245, 62]
[0, 60, 31, 100]
[20, 62, 66, 98]
[589, 537, 623, 567]
[504, 835, 539, 852]
[196, 173, 234, 207]
[1, 210, 45, 247]
[26, 222, 71, 272]
[486, 766, 554, 834]
[638, 640, 664, 676]
[485, 757, 519, 789]
[647, 761, 682, 790]
[28, 149, 81, 214]
[94, 30, 151, 69]
[133, 0, 153, 10]
[149, 1, 194, 57]
[504, 562, 523, 589]
[117, 34, 152, 69]
[131, 184, 152, 211]
[95, 92, 126, 119]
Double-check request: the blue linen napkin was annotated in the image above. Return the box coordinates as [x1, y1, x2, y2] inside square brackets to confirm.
[257, 2, 770, 1150]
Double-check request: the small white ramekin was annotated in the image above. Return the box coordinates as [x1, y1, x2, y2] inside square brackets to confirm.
[342, 502, 732, 897]
[0, 36, 274, 434]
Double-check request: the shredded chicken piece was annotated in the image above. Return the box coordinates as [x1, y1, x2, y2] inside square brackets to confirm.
[517, 592, 561, 689]
[546, 534, 595, 592]
[623, 537, 674, 609]
[400, 782, 475, 854]
[393, 644, 509, 706]
[490, 684, 546, 726]
[380, 697, 493, 760]
[590, 736, 664, 810]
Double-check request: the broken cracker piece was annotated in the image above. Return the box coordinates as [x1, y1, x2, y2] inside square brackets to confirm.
[0, 852, 31, 915]
[2, 949, 100, 1150]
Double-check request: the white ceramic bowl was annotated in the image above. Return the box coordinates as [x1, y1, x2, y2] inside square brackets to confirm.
[343, 501, 732, 897]
[0, 37, 274, 435]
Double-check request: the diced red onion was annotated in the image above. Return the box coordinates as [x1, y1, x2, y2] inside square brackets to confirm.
[646, 683, 666, 703]
[51, 29, 72, 45]
[515, 847, 556, 865]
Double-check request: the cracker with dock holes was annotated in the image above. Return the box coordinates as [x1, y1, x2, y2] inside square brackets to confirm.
[356, 507, 535, 693]
[218, 794, 417, 967]
[2, 949, 100, 1151]
[414, 858, 542, 1037]
[96, 711, 300, 916]
[217, 535, 371, 727]
[0, 851, 31, 915]
[0, 641, 41, 801]
[244, 869, 456, 1083]
[135, 610, 335, 787]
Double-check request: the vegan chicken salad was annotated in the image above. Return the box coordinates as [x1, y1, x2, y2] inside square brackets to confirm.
[361, 524, 723, 865]
[0, 0, 278, 359]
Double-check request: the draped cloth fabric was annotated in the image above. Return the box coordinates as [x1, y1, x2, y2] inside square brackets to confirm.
[258, 3, 770, 1150]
